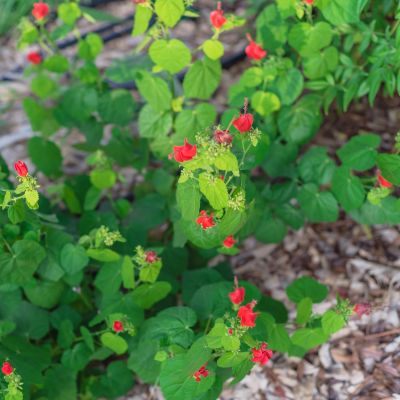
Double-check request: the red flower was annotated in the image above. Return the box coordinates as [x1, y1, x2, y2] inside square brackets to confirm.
[197, 211, 215, 230]
[233, 98, 253, 133]
[251, 343, 273, 366]
[245, 33, 267, 60]
[223, 235, 236, 248]
[32, 2, 50, 20]
[238, 300, 260, 327]
[1, 363, 12, 375]
[377, 170, 392, 188]
[302, 0, 314, 4]
[113, 320, 124, 332]
[27, 52, 42, 65]
[210, 1, 227, 29]
[219, 175, 224, 181]
[145, 251, 160, 264]
[14, 160, 28, 177]
[191, 363, 211, 382]
[229, 277, 245, 304]
[228, 329, 233, 334]
[133, 0, 146, 2]
[214, 129, 234, 145]
[354, 303, 371, 316]
[168, 138, 197, 162]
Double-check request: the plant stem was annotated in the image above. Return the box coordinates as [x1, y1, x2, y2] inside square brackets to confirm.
[170, 74, 176, 123]
[390, 19, 400, 36]
[0, 233, 13, 255]
[107, 189, 118, 215]
[204, 315, 212, 336]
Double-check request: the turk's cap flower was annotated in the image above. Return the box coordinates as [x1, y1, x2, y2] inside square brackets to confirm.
[113, 320, 124, 332]
[377, 170, 392, 188]
[14, 160, 28, 177]
[145, 251, 160, 264]
[237, 300, 260, 327]
[27, 52, 42, 65]
[1, 362, 12, 375]
[190, 363, 212, 382]
[168, 139, 197, 162]
[210, 1, 227, 29]
[245, 33, 267, 60]
[197, 210, 215, 230]
[223, 235, 236, 248]
[233, 98, 253, 133]
[354, 303, 371, 316]
[251, 343, 273, 366]
[32, 2, 50, 20]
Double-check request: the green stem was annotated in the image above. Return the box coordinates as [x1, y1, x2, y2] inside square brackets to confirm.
[390, 19, 400, 36]
[38, 38, 54, 55]
[74, 329, 110, 342]
[0, 233, 13, 255]
[204, 315, 212, 336]
[170, 74, 176, 123]
[107, 189, 118, 215]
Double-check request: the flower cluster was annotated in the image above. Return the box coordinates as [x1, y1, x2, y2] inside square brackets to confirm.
[251, 343, 273, 366]
[97, 226, 125, 247]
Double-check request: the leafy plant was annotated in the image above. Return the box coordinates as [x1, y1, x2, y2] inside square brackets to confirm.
[0, 0, 398, 398]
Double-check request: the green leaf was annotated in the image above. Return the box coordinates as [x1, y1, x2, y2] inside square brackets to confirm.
[194, 376, 223, 400]
[60, 244, 89, 275]
[331, 166, 365, 212]
[61, 343, 91, 370]
[57, 320, 75, 349]
[121, 255, 135, 289]
[149, 39, 191, 74]
[83, 186, 102, 211]
[321, 0, 361, 25]
[81, 6, 121, 22]
[297, 183, 339, 223]
[182, 337, 213, 377]
[291, 328, 329, 350]
[181, 219, 223, 249]
[190, 282, 232, 322]
[183, 56, 222, 100]
[205, 323, 227, 348]
[100, 332, 128, 355]
[131, 282, 172, 309]
[286, 276, 328, 303]
[375, 154, 400, 186]
[177, 178, 201, 223]
[219, 208, 247, 236]
[58, 2, 81, 25]
[161, 354, 215, 400]
[138, 104, 173, 138]
[28, 137, 62, 177]
[228, 358, 254, 387]
[139, 259, 162, 283]
[78, 33, 103, 61]
[87, 248, 120, 262]
[136, 70, 172, 113]
[61, 86, 98, 121]
[152, 169, 174, 196]
[148, 306, 197, 348]
[198, 172, 229, 210]
[297, 147, 335, 185]
[217, 352, 249, 368]
[251, 91, 281, 117]
[30, 75, 56, 99]
[105, 55, 153, 83]
[321, 310, 344, 334]
[277, 95, 322, 144]
[288, 22, 332, 57]
[273, 203, 304, 231]
[80, 326, 94, 352]
[93, 259, 123, 296]
[270, 68, 304, 106]
[40, 365, 77, 400]
[268, 324, 291, 353]
[132, 5, 152, 36]
[8, 200, 25, 225]
[350, 197, 400, 226]
[258, 296, 288, 324]
[89, 169, 116, 190]
[221, 335, 240, 351]
[336, 134, 380, 171]
[43, 55, 69, 73]
[24, 279, 65, 309]
[0, 321, 16, 337]
[256, 4, 288, 52]
[98, 89, 136, 126]
[154, 0, 185, 27]
[203, 39, 224, 60]
[254, 210, 286, 244]
[296, 298, 313, 326]
[302, 46, 339, 79]
[176, 103, 217, 142]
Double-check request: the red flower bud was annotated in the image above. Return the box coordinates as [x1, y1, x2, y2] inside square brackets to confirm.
[214, 129, 234, 145]
[133, 0, 146, 2]
[228, 329, 233, 334]
[191, 363, 212, 382]
[168, 138, 197, 162]
[238, 300, 260, 327]
[219, 175, 224, 181]
[32, 2, 50, 20]
[27, 52, 42, 65]
[245, 33, 267, 60]
[229, 277, 245, 304]
[223, 235, 236, 248]
[233, 98, 253, 133]
[145, 251, 160, 264]
[196, 211, 215, 230]
[1, 363, 12, 375]
[302, 0, 315, 4]
[113, 320, 124, 332]
[210, 2, 227, 29]
[354, 303, 371, 316]
[251, 343, 273, 366]
[14, 160, 28, 177]
[377, 170, 392, 188]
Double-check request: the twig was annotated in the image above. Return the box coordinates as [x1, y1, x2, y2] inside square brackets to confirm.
[338, 328, 400, 342]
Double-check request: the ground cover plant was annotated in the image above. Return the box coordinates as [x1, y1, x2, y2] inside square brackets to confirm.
[0, 0, 399, 399]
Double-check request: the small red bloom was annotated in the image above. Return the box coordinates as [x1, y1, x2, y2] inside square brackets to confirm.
[354, 303, 371, 316]
[168, 138, 197, 163]
[245, 33, 267, 61]
[214, 129, 234, 145]
[251, 343, 273, 366]
[113, 321, 123, 332]
[27, 52, 42, 65]
[133, 0, 146, 3]
[223, 235, 236, 248]
[32, 2, 50, 20]
[219, 175, 224, 181]
[197, 211, 215, 230]
[228, 329, 233, 334]
[210, 1, 227, 29]
[191, 363, 211, 382]
[233, 98, 253, 133]
[377, 170, 392, 188]
[145, 251, 160, 264]
[238, 300, 260, 327]
[302, 0, 314, 4]
[14, 160, 28, 177]
[1, 363, 12, 375]
[229, 277, 245, 304]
